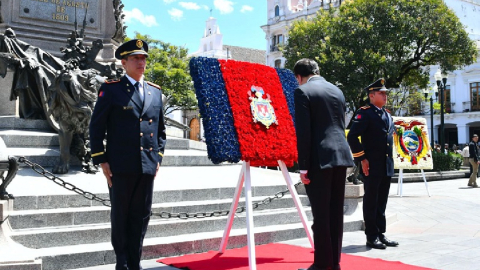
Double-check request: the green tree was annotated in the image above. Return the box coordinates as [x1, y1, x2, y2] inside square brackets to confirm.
[283, 0, 478, 111]
[128, 32, 197, 115]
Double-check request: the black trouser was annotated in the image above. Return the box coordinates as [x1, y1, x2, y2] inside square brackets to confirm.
[362, 175, 391, 241]
[109, 173, 155, 270]
[305, 167, 347, 270]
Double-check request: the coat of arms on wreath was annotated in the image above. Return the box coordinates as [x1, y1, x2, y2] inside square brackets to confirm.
[392, 117, 433, 170]
[248, 86, 278, 129]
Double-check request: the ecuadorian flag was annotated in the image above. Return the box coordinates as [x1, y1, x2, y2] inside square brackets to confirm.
[189, 57, 298, 167]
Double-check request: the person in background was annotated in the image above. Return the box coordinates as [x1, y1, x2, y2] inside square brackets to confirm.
[468, 134, 479, 188]
[462, 143, 472, 176]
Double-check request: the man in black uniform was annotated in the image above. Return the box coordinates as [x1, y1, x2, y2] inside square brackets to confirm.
[89, 39, 166, 270]
[294, 58, 354, 270]
[347, 78, 398, 250]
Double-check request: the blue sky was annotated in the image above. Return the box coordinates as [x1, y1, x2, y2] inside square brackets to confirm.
[122, 0, 268, 53]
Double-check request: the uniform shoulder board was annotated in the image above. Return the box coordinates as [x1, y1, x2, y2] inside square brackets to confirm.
[146, 81, 162, 90]
[385, 108, 391, 114]
[360, 105, 370, 110]
[104, 79, 120, 84]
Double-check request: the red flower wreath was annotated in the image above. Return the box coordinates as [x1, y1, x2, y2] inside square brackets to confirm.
[219, 60, 298, 167]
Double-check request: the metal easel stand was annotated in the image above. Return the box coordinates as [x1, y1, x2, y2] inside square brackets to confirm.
[396, 169, 431, 197]
[218, 160, 314, 270]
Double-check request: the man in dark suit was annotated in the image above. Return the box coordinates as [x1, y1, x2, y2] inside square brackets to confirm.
[347, 78, 398, 250]
[89, 39, 166, 270]
[294, 58, 354, 270]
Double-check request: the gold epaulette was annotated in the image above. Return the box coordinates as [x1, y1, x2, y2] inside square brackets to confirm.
[147, 81, 162, 90]
[360, 106, 370, 110]
[105, 79, 120, 84]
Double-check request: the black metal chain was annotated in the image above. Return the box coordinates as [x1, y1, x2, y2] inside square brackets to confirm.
[17, 157, 302, 219]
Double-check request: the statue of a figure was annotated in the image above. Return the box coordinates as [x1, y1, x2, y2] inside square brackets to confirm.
[0, 21, 118, 174]
[112, 0, 127, 43]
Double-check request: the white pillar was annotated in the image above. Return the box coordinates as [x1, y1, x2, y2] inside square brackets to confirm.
[457, 125, 469, 145]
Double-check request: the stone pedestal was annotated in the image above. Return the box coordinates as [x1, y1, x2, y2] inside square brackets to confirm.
[0, 0, 118, 62]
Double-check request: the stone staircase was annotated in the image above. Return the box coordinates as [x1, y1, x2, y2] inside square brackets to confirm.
[0, 116, 366, 270]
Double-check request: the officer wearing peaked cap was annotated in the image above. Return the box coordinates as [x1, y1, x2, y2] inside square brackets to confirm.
[347, 78, 399, 250]
[90, 39, 166, 270]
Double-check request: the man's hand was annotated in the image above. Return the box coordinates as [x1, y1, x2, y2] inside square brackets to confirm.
[361, 159, 369, 176]
[100, 162, 113, 187]
[155, 162, 160, 176]
[300, 173, 310, 185]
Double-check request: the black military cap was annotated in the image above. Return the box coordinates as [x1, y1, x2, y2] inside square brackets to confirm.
[364, 78, 388, 94]
[115, 39, 149, 60]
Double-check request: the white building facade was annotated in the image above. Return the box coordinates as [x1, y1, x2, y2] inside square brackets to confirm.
[261, 0, 343, 68]
[261, 0, 480, 147]
[425, 0, 480, 147]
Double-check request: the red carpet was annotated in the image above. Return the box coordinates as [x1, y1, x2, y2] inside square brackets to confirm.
[158, 243, 436, 270]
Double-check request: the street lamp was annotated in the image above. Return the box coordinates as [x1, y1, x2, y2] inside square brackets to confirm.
[435, 68, 448, 154]
[423, 85, 438, 149]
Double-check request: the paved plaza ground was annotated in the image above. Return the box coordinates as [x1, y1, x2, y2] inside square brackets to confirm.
[72, 176, 480, 270]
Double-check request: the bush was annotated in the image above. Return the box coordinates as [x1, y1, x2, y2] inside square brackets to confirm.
[432, 151, 463, 171]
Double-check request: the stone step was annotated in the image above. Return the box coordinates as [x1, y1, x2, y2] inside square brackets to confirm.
[7, 147, 218, 167]
[0, 116, 53, 132]
[0, 130, 207, 150]
[35, 223, 312, 270]
[12, 183, 293, 211]
[0, 260, 42, 270]
[11, 207, 317, 249]
[9, 195, 311, 229]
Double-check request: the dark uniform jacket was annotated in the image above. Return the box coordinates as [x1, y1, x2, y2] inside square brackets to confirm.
[468, 141, 480, 162]
[295, 76, 354, 171]
[347, 104, 394, 177]
[89, 76, 166, 176]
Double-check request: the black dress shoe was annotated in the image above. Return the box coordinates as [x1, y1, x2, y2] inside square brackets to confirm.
[366, 238, 386, 249]
[379, 235, 399, 247]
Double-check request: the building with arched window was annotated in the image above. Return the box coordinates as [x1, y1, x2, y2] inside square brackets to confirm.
[261, 0, 480, 147]
[261, 0, 343, 68]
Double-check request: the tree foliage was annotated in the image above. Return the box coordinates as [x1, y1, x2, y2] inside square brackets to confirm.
[283, 0, 478, 111]
[128, 32, 197, 115]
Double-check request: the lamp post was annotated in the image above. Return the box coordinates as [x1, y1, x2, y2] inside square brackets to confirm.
[423, 85, 438, 149]
[435, 69, 448, 154]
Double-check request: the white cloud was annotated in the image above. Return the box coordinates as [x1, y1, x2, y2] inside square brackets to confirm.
[163, 0, 177, 3]
[179, 2, 201, 10]
[168, 8, 184, 21]
[201, 5, 209, 10]
[124, 8, 159, 27]
[214, 0, 234, 14]
[240, 5, 253, 13]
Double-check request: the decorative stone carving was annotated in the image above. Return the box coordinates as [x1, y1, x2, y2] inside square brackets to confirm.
[0, 19, 119, 174]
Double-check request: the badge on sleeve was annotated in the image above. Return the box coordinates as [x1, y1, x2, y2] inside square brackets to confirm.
[356, 114, 362, 120]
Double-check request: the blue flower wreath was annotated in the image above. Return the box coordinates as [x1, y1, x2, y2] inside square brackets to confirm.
[189, 57, 241, 164]
[275, 68, 298, 124]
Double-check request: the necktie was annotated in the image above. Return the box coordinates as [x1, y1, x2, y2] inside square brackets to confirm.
[134, 81, 143, 102]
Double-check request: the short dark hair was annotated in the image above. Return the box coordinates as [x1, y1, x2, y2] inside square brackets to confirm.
[293, 58, 320, 77]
